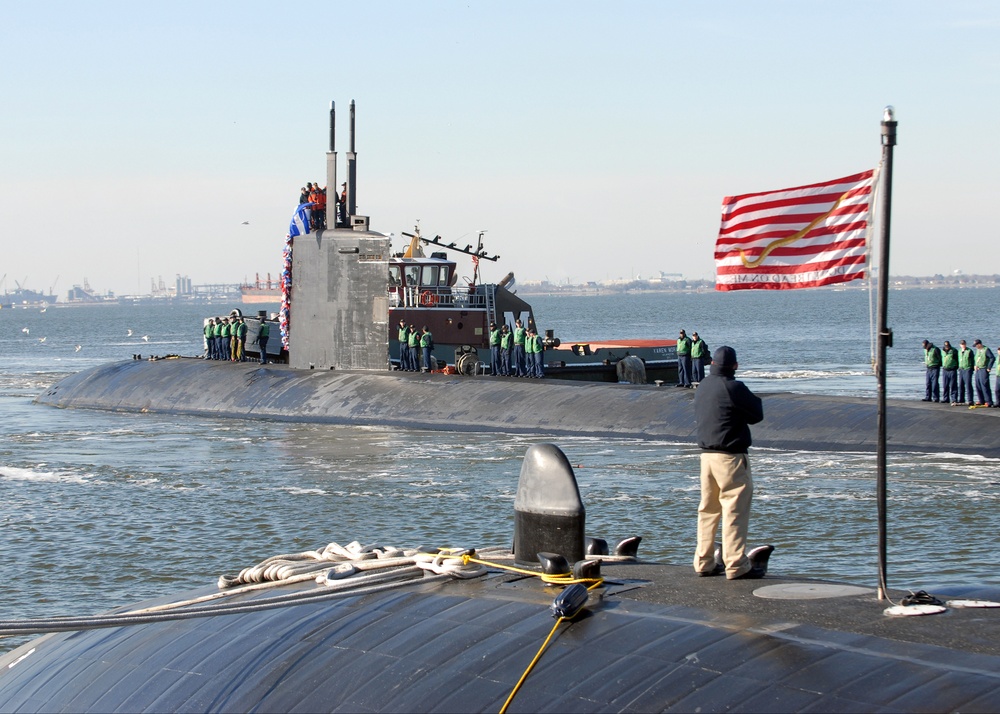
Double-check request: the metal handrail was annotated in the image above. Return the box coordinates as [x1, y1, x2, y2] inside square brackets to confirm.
[389, 285, 489, 310]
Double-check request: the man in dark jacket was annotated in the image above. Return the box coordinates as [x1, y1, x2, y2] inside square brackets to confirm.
[693, 346, 765, 579]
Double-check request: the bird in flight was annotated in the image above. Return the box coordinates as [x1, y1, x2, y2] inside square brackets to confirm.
[21, 327, 29, 335]
[127, 329, 133, 336]
[75, 345, 82, 352]
[38, 337, 46, 342]
[142, 335, 150, 342]
[241, 220, 250, 225]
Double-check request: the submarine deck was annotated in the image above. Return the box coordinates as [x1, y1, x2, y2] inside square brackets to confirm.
[36, 357, 1000, 457]
[1, 557, 999, 712]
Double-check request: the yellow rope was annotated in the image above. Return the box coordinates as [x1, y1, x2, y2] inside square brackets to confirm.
[422, 549, 603, 587]
[497, 580, 605, 714]
[499, 616, 565, 714]
[419, 549, 605, 713]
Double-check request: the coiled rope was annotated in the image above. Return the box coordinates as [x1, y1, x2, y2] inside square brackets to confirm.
[0, 541, 494, 638]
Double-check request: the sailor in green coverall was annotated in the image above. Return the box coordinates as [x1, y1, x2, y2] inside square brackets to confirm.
[940, 340, 958, 405]
[513, 319, 527, 377]
[690, 332, 709, 384]
[204, 319, 215, 360]
[957, 339, 975, 404]
[676, 329, 692, 387]
[397, 319, 411, 371]
[921, 339, 942, 402]
[408, 325, 420, 371]
[500, 325, 512, 376]
[489, 322, 501, 376]
[420, 326, 434, 373]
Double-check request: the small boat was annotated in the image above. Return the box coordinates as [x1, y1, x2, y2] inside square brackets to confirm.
[383, 228, 677, 381]
[239, 273, 282, 304]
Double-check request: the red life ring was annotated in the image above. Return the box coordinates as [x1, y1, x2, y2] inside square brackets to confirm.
[420, 291, 438, 307]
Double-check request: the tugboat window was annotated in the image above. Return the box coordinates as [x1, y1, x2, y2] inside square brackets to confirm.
[404, 265, 420, 287]
[388, 266, 401, 286]
[422, 266, 440, 287]
[437, 267, 450, 286]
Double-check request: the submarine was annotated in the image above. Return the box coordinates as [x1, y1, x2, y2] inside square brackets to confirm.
[31, 101, 1000, 458]
[2, 443, 999, 713]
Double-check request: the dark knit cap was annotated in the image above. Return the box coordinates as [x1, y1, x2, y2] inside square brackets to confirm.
[713, 346, 737, 368]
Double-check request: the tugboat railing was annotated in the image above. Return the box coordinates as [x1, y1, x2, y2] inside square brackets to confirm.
[389, 285, 491, 311]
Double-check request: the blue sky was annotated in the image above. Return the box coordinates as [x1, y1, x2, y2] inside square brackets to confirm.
[1, 1, 998, 296]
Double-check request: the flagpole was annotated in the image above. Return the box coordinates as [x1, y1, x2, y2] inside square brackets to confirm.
[876, 106, 897, 600]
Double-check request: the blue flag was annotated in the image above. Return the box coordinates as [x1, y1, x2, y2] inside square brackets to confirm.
[289, 202, 313, 237]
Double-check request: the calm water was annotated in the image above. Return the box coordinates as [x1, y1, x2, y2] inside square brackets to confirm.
[2, 287, 999, 653]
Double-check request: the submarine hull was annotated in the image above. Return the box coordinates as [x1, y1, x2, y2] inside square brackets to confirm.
[35, 358, 1000, 457]
[2, 559, 1000, 713]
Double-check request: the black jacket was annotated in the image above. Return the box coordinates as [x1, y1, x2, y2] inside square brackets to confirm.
[694, 364, 763, 453]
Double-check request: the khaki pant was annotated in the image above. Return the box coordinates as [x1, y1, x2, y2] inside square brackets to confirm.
[694, 451, 753, 579]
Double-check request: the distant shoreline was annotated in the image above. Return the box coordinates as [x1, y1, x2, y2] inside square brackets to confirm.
[517, 278, 1000, 298]
[5, 277, 998, 307]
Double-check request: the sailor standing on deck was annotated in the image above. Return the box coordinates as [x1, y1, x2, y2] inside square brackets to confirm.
[523, 327, 536, 377]
[397, 319, 410, 371]
[941, 341, 958, 405]
[973, 339, 994, 407]
[257, 320, 270, 364]
[513, 319, 527, 377]
[212, 318, 223, 360]
[676, 329, 692, 388]
[221, 318, 232, 361]
[489, 322, 501, 376]
[203, 319, 215, 360]
[500, 325, 512, 376]
[693, 346, 765, 580]
[958, 339, 975, 405]
[922, 339, 942, 402]
[420, 326, 434, 373]
[532, 329, 545, 378]
[408, 325, 420, 371]
[690, 332, 709, 384]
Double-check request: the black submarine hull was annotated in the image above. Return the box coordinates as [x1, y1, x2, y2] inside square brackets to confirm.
[2, 557, 1000, 713]
[35, 357, 1000, 457]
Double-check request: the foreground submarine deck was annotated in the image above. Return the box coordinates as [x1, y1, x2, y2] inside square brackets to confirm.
[35, 357, 1000, 457]
[1, 557, 999, 712]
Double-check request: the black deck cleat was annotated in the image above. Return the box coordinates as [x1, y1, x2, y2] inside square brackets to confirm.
[747, 544, 775, 574]
[614, 536, 642, 557]
[573, 559, 601, 581]
[585, 537, 609, 556]
[537, 552, 571, 577]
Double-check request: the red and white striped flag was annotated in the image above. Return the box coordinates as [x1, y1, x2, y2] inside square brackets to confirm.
[715, 169, 875, 291]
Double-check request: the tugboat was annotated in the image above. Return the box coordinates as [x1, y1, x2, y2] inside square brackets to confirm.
[386, 227, 678, 381]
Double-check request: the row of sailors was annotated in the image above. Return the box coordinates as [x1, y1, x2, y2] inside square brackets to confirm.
[397, 322, 434, 372]
[490, 319, 545, 378]
[203, 317, 270, 364]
